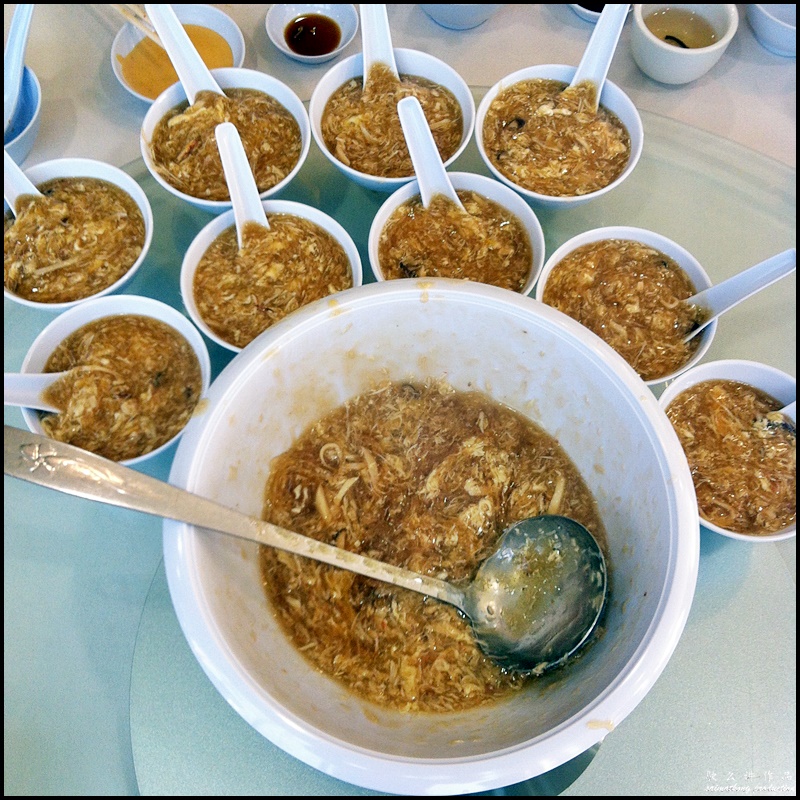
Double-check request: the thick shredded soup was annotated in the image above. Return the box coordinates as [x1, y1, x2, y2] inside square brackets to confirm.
[377, 190, 533, 291]
[541, 238, 707, 381]
[260, 379, 607, 712]
[40, 314, 203, 462]
[481, 78, 631, 197]
[665, 379, 796, 535]
[193, 216, 353, 348]
[321, 63, 463, 178]
[149, 88, 302, 200]
[4, 177, 145, 304]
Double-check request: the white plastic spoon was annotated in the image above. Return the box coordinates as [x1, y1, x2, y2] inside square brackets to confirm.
[684, 248, 796, 343]
[567, 3, 629, 112]
[3, 148, 42, 215]
[143, 4, 223, 104]
[397, 96, 465, 211]
[360, 4, 399, 89]
[3, 4, 35, 135]
[4, 371, 67, 414]
[215, 122, 270, 250]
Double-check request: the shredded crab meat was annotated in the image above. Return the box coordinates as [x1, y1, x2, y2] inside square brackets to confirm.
[666, 379, 796, 535]
[38, 314, 203, 462]
[192, 216, 352, 348]
[481, 78, 631, 197]
[541, 239, 708, 381]
[4, 177, 145, 303]
[149, 88, 302, 201]
[378, 191, 533, 291]
[260, 379, 607, 713]
[321, 63, 463, 178]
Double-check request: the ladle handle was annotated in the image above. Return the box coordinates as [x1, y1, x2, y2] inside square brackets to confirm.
[3, 425, 465, 610]
[215, 122, 270, 249]
[144, 4, 223, 104]
[570, 4, 629, 101]
[397, 97, 464, 210]
[3, 148, 41, 214]
[685, 248, 796, 342]
[360, 4, 399, 85]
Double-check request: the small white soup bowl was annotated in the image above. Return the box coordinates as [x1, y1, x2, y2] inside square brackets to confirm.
[309, 48, 475, 193]
[419, 4, 506, 30]
[475, 64, 643, 210]
[19, 294, 211, 467]
[368, 171, 545, 294]
[659, 359, 796, 542]
[746, 3, 796, 57]
[163, 279, 698, 795]
[535, 226, 716, 386]
[4, 157, 154, 313]
[3, 66, 42, 165]
[181, 199, 363, 352]
[265, 3, 359, 65]
[111, 3, 246, 104]
[140, 68, 311, 214]
[631, 4, 739, 85]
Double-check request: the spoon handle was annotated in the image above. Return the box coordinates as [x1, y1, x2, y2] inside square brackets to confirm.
[397, 97, 465, 210]
[3, 148, 41, 214]
[360, 4, 399, 85]
[215, 122, 270, 249]
[144, 4, 223, 104]
[570, 4, 629, 100]
[685, 248, 796, 342]
[4, 372, 67, 413]
[3, 3, 35, 132]
[3, 425, 466, 610]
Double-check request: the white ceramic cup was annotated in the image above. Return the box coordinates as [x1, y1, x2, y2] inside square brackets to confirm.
[631, 4, 739, 85]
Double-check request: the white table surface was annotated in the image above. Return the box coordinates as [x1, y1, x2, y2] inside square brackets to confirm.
[4, 4, 796, 796]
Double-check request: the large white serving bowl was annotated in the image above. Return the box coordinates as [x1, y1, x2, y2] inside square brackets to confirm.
[535, 225, 716, 386]
[368, 171, 545, 294]
[19, 294, 211, 467]
[180, 199, 363, 352]
[659, 358, 796, 542]
[475, 64, 643, 210]
[140, 68, 311, 214]
[4, 157, 154, 313]
[163, 279, 699, 795]
[308, 48, 475, 193]
[111, 3, 246, 104]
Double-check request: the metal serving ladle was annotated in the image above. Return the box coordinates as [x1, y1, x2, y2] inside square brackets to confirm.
[4, 425, 607, 674]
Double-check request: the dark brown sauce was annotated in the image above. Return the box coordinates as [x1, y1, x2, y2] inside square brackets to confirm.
[284, 13, 341, 57]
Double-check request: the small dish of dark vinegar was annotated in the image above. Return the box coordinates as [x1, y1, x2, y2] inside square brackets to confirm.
[266, 4, 359, 65]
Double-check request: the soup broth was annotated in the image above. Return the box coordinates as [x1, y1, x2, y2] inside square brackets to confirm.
[260, 379, 607, 712]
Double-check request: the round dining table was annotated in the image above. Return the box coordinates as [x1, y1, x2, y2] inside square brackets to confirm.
[4, 4, 796, 796]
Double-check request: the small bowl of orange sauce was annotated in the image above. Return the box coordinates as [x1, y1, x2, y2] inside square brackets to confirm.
[266, 4, 359, 65]
[111, 4, 245, 104]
